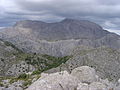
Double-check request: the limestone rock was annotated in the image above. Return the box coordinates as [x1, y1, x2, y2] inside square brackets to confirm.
[71, 66, 97, 83]
[89, 82, 107, 90]
[6, 61, 35, 76]
[77, 83, 89, 90]
[27, 71, 79, 90]
[61, 46, 120, 81]
[115, 85, 120, 90]
[0, 87, 5, 90]
[7, 86, 23, 90]
[26, 66, 118, 90]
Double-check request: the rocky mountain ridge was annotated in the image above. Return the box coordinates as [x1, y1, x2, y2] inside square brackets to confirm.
[0, 19, 120, 56]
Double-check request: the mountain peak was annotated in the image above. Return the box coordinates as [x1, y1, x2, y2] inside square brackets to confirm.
[61, 18, 78, 22]
[7, 18, 108, 41]
[14, 20, 46, 28]
[61, 18, 102, 27]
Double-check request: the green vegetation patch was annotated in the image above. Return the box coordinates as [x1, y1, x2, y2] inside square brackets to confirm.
[25, 54, 72, 73]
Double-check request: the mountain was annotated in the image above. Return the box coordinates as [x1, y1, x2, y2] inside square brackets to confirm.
[0, 41, 71, 77]
[13, 19, 109, 40]
[1, 19, 120, 89]
[46, 46, 120, 81]
[0, 39, 22, 76]
[0, 18, 120, 56]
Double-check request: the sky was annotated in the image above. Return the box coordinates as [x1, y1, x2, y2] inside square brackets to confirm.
[1, 0, 120, 34]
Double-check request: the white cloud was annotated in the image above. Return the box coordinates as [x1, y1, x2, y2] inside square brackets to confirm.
[26, 0, 53, 2]
[0, 27, 5, 29]
[0, 0, 120, 32]
[107, 29, 120, 35]
[104, 21, 118, 28]
[0, 0, 16, 10]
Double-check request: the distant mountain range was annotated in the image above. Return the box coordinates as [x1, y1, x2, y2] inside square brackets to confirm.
[0, 18, 120, 56]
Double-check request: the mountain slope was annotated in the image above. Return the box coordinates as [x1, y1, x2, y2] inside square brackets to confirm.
[0, 18, 120, 57]
[46, 46, 120, 81]
[13, 19, 109, 40]
[1, 19, 120, 89]
[0, 39, 22, 76]
[0, 39, 71, 77]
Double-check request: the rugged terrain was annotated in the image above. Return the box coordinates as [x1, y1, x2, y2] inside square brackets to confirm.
[0, 19, 120, 56]
[46, 46, 120, 81]
[1, 66, 120, 90]
[0, 19, 120, 89]
[16, 66, 120, 90]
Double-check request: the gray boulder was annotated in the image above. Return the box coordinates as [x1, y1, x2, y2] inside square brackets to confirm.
[27, 66, 115, 90]
[89, 82, 107, 90]
[27, 71, 79, 90]
[71, 66, 97, 83]
[77, 83, 89, 90]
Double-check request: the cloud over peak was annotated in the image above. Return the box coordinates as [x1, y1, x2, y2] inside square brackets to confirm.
[0, 0, 120, 30]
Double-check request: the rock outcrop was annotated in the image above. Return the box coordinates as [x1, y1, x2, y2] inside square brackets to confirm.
[27, 66, 116, 90]
[46, 46, 120, 81]
[27, 71, 79, 90]
[6, 61, 35, 76]
[71, 66, 97, 83]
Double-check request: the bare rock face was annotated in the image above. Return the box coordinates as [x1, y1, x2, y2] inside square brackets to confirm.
[77, 82, 108, 90]
[77, 83, 89, 90]
[89, 82, 107, 90]
[6, 61, 35, 76]
[0, 80, 24, 90]
[26, 71, 79, 90]
[57, 46, 120, 81]
[71, 66, 97, 83]
[115, 85, 120, 90]
[0, 86, 23, 90]
[0, 87, 4, 90]
[27, 66, 115, 90]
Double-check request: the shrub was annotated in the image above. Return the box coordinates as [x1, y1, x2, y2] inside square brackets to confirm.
[17, 73, 28, 79]
[23, 80, 32, 87]
[0, 82, 4, 87]
[32, 70, 41, 75]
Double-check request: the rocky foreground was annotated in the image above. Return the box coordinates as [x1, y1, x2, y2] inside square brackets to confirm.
[1, 66, 119, 90]
[26, 66, 120, 90]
